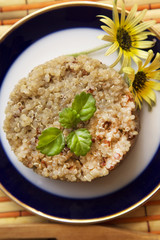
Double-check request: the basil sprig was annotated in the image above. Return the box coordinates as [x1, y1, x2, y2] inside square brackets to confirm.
[67, 129, 92, 156]
[37, 92, 96, 156]
[59, 108, 80, 128]
[36, 128, 65, 156]
[72, 91, 96, 121]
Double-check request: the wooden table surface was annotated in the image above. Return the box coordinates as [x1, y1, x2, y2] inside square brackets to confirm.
[0, 0, 160, 238]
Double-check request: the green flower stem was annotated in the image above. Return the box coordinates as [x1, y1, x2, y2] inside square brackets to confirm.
[68, 43, 112, 57]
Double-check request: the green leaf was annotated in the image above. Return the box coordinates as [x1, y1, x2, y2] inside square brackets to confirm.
[36, 127, 65, 156]
[67, 128, 92, 156]
[72, 92, 96, 121]
[59, 108, 80, 128]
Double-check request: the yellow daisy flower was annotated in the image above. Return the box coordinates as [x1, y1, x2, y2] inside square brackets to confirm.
[123, 50, 160, 109]
[98, 0, 156, 70]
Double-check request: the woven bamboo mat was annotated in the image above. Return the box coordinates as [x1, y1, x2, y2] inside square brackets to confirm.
[0, 0, 160, 236]
[0, 189, 159, 233]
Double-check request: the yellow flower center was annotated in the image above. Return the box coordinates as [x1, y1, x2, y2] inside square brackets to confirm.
[133, 71, 147, 92]
[116, 27, 131, 51]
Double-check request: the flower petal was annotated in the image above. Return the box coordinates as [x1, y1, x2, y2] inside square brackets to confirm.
[131, 54, 141, 66]
[123, 66, 135, 82]
[128, 56, 131, 67]
[132, 32, 155, 41]
[152, 72, 160, 80]
[123, 66, 135, 75]
[97, 1, 157, 73]
[146, 71, 160, 80]
[137, 92, 143, 102]
[137, 59, 143, 71]
[132, 40, 155, 49]
[110, 48, 123, 67]
[105, 42, 119, 56]
[98, 15, 116, 30]
[142, 50, 154, 68]
[131, 20, 156, 35]
[143, 87, 156, 102]
[131, 91, 142, 109]
[146, 81, 160, 90]
[124, 4, 137, 26]
[135, 94, 142, 109]
[98, 34, 114, 42]
[120, 53, 130, 71]
[144, 52, 160, 72]
[120, 0, 126, 26]
[101, 25, 115, 36]
[131, 48, 148, 59]
[126, 9, 147, 30]
[142, 93, 152, 106]
[113, 1, 119, 28]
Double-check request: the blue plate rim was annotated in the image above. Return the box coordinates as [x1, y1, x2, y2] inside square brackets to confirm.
[0, 183, 159, 223]
[1, 1, 160, 43]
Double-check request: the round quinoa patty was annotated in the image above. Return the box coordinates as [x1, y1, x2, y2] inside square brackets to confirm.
[4, 55, 139, 182]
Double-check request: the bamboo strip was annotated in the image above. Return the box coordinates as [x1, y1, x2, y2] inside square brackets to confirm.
[1, 0, 159, 13]
[98, 0, 114, 5]
[0, 223, 160, 239]
[125, 0, 160, 5]
[0, 1, 159, 13]
[147, 205, 160, 216]
[107, 215, 160, 224]
[0, 216, 48, 225]
[125, 3, 160, 11]
[151, 231, 160, 234]
[142, 9, 160, 21]
[0, 196, 10, 202]
[149, 191, 160, 201]
[1, 15, 160, 26]
[0, 212, 20, 218]
[0, 0, 25, 6]
[143, 18, 160, 23]
[0, 210, 33, 218]
[21, 211, 34, 217]
[28, 0, 56, 3]
[0, 0, 99, 12]
[101, 1, 160, 10]
[0, 190, 6, 197]
[120, 207, 145, 218]
[126, 4, 149, 11]
[28, 8, 40, 14]
[149, 220, 160, 232]
[0, 18, 21, 25]
[113, 222, 149, 232]
[19, 0, 160, 7]
[0, 201, 24, 212]
[0, 1, 160, 25]
[151, 3, 160, 9]
[153, 23, 160, 34]
[28, 0, 55, 2]
[145, 200, 160, 206]
[0, 10, 27, 20]
[0, 25, 11, 35]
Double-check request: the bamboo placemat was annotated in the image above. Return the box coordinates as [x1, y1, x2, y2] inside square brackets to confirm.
[0, 189, 160, 233]
[0, 0, 160, 236]
[0, 0, 160, 35]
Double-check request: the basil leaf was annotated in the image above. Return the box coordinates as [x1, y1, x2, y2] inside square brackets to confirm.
[36, 127, 65, 156]
[59, 108, 80, 128]
[67, 128, 92, 156]
[72, 92, 96, 121]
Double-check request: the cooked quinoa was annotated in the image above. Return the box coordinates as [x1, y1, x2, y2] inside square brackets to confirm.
[4, 55, 139, 182]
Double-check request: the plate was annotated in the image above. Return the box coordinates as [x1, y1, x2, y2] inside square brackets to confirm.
[0, 1, 160, 223]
